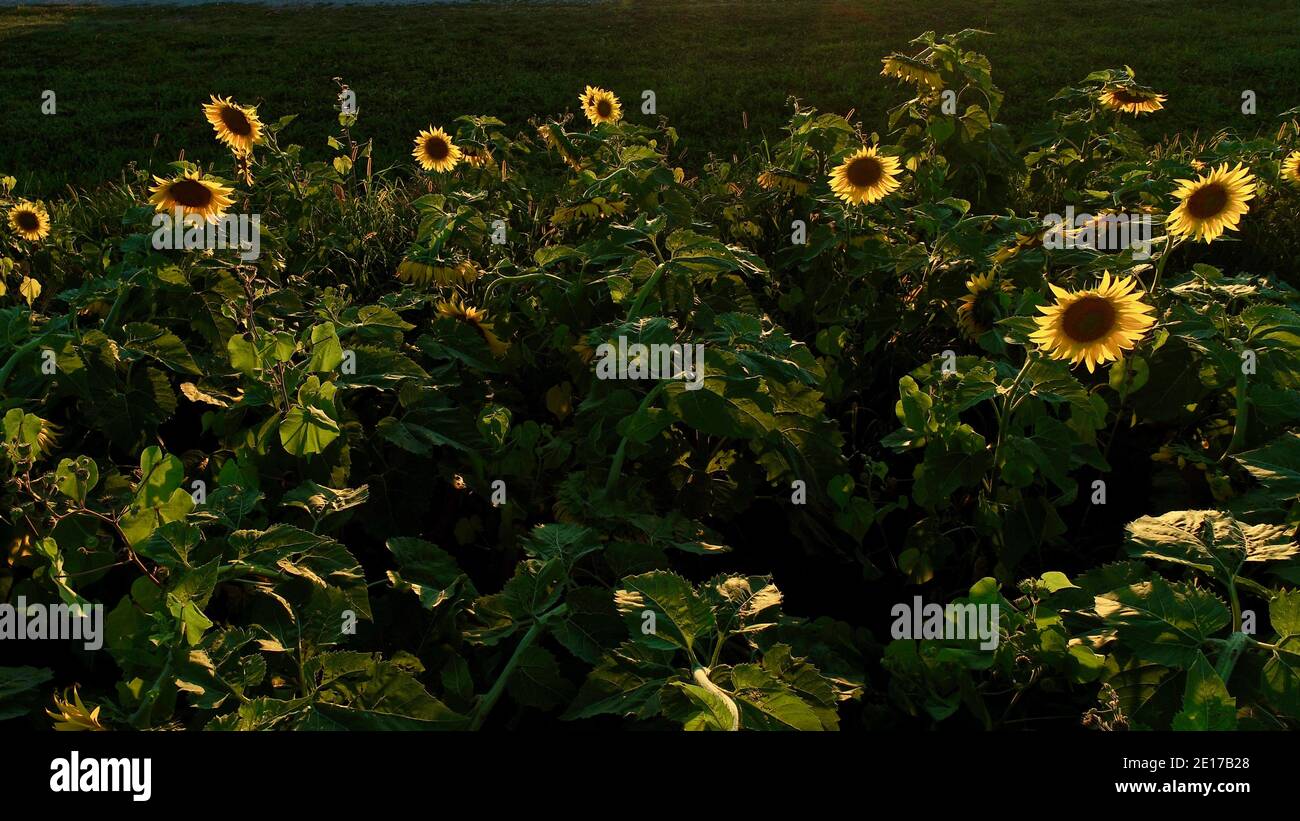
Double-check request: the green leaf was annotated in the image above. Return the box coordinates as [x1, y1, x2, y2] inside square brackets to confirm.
[1171, 651, 1237, 730]
[615, 571, 715, 656]
[1094, 577, 1229, 667]
[124, 322, 202, 375]
[727, 663, 824, 730]
[54, 456, 99, 503]
[1235, 433, 1300, 499]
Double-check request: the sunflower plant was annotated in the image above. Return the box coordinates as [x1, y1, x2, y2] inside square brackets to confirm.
[2, 32, 1300, 735]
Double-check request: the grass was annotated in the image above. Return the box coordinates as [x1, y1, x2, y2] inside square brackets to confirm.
[2, 0, 1298, 196]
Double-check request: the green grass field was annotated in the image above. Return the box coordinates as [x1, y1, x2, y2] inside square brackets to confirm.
[2, 0, 1298, 196]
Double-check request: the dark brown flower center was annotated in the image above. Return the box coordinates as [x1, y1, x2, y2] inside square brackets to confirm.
[1185, 182, 1229, 220]
[14, 210, 40, 232]
[169, 179, 214, 209]
[219, 105, 252, 137]
[1062, 296, 1117, 343]
[596, 99, 612, 118]
[846, 156, 884, 188]
[1110, 89, 1151, 105]
[425, 136, 450, 161]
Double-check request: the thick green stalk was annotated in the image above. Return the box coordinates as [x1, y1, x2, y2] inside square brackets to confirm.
[470, 620, 545, 730]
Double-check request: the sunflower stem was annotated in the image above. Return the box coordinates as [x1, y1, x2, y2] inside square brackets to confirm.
[1150, 234, 1176, 292]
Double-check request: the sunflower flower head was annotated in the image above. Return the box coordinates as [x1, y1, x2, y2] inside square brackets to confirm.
[8, 201, 51, 242]
[47, 686, 109, 732]
[148, 169, 235, 223]
[580, 86, 622, 126]
[412, 126, 463, 173]
[881, 55, 942, 90]
[203, 95, 264, 153]
[957, 272, 1009, 340]
[1281, 150, 1300, 187]
[829, 146, 903, 206]
[992, 229, 1046, 263]
[1030, 272, 1156, 372]
[232, 150, 256, 187]
[1167, 162, 1257, 243]
[396, 258, 480, 288]
[436, 295, 509, 357]
[1098, 85, 1167, 116]
[758, 168, 811, 197]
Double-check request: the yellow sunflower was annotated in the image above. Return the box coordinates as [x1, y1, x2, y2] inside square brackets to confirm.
[232, 150, 255, 186]
[148, 170, 234, 222]
[1030, 272, 1156, 372]
[1166, 162, 1256, 243]
[957, 272, 1006, 340]
[880, 55, 942, 89]
[436, 295, 509, 357]
[47, 686, 108, 732]
[580, 86, 622, 125]
[396, 258, 480, 287]
[8, 201, 51, 241]
[1098, 86, 1167, 116]
[992, 230, 1045, 263]
[1281, 150, 1300, 187]
[757, 168, 811, 196]
[412, 126, 463, 173]
[829, 146, 903, 206]
[202, 95, 264, 153]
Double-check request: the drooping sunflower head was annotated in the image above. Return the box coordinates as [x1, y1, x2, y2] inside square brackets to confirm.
[992, 229, 1045, 263]
[436, 295, 509, 357]
[880, 55, 942, 89]
[47, 686, 108, 732]
[412, 126, 463, 173]
[957, 272, 1007, 341]
[757, 168, 811, 197]
[148, 170, 235, 223]
[580, 86, 622, 126]
[1281, 150, 1300, 187]
[1099, 86, 1166, 116]
[7, 201, 51, 242]
[232, 150, 255, 186]
[829, 146, 903, 206]
[1167, 162, 1256, 243]
[1030, 272, 1156, 372]
[203, 95, 264, 153]
[397, 258, 480, 288]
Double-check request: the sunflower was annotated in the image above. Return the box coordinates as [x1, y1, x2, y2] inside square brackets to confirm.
[880, 55, 942, 89]
[957, 272, 1007, 340]
[412, 126, 463, 173]
[462, 147, 494, 169]
[436, 295, 509, 357]
[580, 86, 622, 125]
[1030, 272, 1156, 372]
[396, 258, 480, 288]
[232, 150, 255, 186]
[148, 170, 235, 222]
[757, 168, 811, 197]
[829, 146, 903, 206]
[1166, 162, 1256, 243]
[47, 686, 108, 732]
[7, 201, 51, 241]
[203, 95, 264, 153]
[1098, 86, 1166, 116]
[992, 230, 1045, 263]
[1281, 150, 1300, 187]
